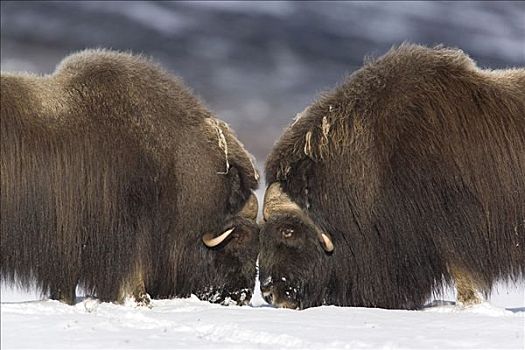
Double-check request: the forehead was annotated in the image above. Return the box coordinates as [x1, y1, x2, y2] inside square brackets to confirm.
[262, 214, 311, 232]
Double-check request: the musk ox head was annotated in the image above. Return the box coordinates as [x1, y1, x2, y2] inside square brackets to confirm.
[258, 183, 334, 309]
[196, 191, 260, 305]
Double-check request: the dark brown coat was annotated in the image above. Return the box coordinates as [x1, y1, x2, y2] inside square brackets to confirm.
[260, 44, 525, 309]
[1, 49, 260, 305]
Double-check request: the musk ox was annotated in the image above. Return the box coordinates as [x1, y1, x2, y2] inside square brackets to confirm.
[259, 44, 525, 310]
[1, 50, 260, 306]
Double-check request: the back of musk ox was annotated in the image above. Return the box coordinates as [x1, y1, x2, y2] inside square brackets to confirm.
[0, 50, 260, 306]
[259, 44, 525, 310]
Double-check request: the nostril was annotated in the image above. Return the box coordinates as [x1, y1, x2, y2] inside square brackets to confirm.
[261, 288, 272, 297]
[267, 292, 274, 304]
[263, 292, 273, 304]
[261, 276, 273, 288]
[261, 287, 274, 304]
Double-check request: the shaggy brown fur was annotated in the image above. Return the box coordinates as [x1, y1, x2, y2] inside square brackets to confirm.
[1, 50, 259, 305]
[260, 44, 525, 309]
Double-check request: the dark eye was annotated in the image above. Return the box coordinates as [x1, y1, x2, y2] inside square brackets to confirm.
[282, 228, 294, 238]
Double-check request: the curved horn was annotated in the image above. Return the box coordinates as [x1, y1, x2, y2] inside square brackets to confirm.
[319, 232, 334, 253]
[239, 192, 258, 221]
[263, 182, 301, 220]
[202, 228, 234, 248]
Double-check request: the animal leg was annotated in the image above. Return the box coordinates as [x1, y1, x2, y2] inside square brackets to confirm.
[450, 266, 483, 306]
[49, 283, 77, 305]
[118, 268, 151, 307]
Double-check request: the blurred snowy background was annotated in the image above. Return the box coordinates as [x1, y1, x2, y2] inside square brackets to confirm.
[2, 1, 524, 161]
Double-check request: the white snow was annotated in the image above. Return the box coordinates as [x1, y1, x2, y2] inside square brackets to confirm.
[1, 279, 523, 349]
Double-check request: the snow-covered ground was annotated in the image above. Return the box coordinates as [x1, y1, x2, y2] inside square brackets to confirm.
[2, 279, 524, 349]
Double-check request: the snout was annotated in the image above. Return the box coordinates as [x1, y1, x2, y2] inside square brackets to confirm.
[260, 280, 300, 309]
[196, 287, 253, 306]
